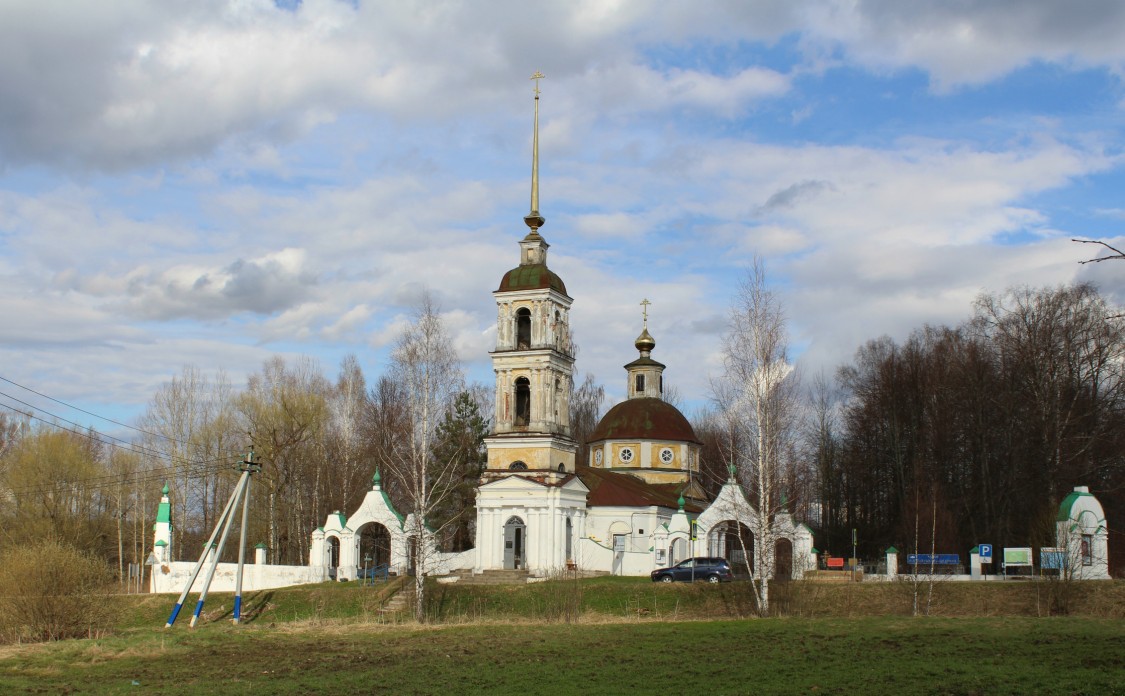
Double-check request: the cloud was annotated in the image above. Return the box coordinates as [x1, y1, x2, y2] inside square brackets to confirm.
[759, 180, 835, 213]
[117, 248, 317, 320]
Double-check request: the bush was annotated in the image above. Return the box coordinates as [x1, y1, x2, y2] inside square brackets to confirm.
[0, 540, 118, 643]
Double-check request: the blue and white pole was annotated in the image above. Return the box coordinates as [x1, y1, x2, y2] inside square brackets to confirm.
[166, 469, 247, 628]
[190, 471, 249, 628]
[232, 468, 253, 623]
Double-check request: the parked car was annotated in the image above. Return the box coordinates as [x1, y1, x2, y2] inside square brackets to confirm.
[650, 557, 733, 583]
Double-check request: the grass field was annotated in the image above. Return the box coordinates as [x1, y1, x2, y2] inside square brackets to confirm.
[2, 578, 1123, 695]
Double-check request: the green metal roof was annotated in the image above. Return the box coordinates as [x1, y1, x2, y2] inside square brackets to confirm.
[381, 488, 406, 527]
[498, 263, 567, 294]
[1056, 489, 1093, 521]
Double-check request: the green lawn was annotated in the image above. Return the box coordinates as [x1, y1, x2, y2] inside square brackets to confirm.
[2, 617, 1122, 695]
[2, 579, 1123, 694]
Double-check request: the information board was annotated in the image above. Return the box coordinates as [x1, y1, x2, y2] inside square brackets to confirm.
[1003, 547, 1032, 566]
[1040, 547, 1067, 570]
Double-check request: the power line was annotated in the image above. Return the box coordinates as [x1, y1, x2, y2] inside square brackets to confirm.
[0, 402, 248, 488]
[0, 374, 184, 447]
[0, 392, 239, 469]
[2, 460, 240, 496]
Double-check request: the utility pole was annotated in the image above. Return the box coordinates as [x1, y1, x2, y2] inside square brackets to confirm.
[165, 445, 261, 628]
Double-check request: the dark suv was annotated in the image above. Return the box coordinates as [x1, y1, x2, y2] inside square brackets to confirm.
[651, 557, 733, 583]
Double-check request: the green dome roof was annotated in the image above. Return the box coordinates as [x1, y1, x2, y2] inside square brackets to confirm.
[498, 263, 567, 294]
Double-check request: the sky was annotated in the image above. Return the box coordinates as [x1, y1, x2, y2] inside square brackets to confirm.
[2, 0, 1125, 434]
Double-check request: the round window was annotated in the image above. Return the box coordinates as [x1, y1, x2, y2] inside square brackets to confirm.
[619, 447, 634, 464]
[659, 448, 674, 465]
[594, 450, 603, 466]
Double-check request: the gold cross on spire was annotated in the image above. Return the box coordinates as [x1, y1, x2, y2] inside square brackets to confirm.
[530, 70, 545, 97]
[640, 298, 651, 328]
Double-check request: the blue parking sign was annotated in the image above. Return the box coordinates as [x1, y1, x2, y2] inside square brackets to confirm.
[979, 544, 992, 562]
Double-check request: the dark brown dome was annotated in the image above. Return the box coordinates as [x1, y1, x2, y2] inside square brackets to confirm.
[589, 397, 699, 444]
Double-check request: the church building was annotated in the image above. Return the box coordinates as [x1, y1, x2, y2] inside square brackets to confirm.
[465, 75, 813, 578]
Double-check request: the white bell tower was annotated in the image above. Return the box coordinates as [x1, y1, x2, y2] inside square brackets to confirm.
[483, 71, 577, 481]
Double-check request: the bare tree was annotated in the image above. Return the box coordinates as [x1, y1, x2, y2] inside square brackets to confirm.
[717, 258, 799, 616]
[327, 354, 369, 515]
[139, 366, 238, 558]
[1073, 238, 1125, 264]
[569, 372, 605, 465]
[237, 356, 330, 564]
[379, 293, 465, 622]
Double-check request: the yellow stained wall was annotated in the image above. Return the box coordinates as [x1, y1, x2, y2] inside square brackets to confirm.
[487, 444, 575, 471]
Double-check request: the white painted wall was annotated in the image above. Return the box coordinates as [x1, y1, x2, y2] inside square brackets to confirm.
[151, 562, 329, 594]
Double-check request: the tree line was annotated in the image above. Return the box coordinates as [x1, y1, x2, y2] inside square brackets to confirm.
[798, 283, 1123, 569]
[1, 280, 1121, 585]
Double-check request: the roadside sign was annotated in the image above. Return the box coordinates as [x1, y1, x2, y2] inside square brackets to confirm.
[907, 553, 959, 566]
[979, 544, 992, 562]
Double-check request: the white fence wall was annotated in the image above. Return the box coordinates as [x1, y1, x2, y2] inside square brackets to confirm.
[150, 562, 329, 594]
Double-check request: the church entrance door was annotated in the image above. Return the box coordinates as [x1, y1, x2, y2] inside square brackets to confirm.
[504, 516, 526, 569]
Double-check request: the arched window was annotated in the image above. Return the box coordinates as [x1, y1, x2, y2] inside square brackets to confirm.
[515, 377, 531, 426]
[635, 374, 645, 394]
[509, 461, 528, 470]
[557, 462, 565, 472]
[516, 308, 531, 350]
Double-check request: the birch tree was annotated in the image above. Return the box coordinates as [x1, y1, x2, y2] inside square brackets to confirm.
[380, 294, 465, 622]
[718, 258, 799, 616]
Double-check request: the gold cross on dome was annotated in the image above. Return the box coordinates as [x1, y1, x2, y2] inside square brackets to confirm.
[640, 298, 651, 328]
[530, 70, 545, 97]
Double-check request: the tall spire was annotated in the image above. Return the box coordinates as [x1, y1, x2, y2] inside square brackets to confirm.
[524, 70, 546, 232]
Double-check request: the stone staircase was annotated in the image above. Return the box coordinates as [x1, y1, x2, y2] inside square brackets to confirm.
[378, 581, 414, 620]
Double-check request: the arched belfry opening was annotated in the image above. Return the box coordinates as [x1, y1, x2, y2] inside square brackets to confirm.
[514, 377, 531, 426]
[516, 308, 531, 350]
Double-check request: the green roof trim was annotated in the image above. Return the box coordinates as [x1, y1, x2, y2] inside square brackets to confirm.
[885, 546, 898, 554]
[1056, 489, 1093, 521]
[254, 542, 267, 549]
[380, 488, 406, 527]
[155, 500, 171, 524]
[810, 547, 819, 555]
[154, 540, 167, 547]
